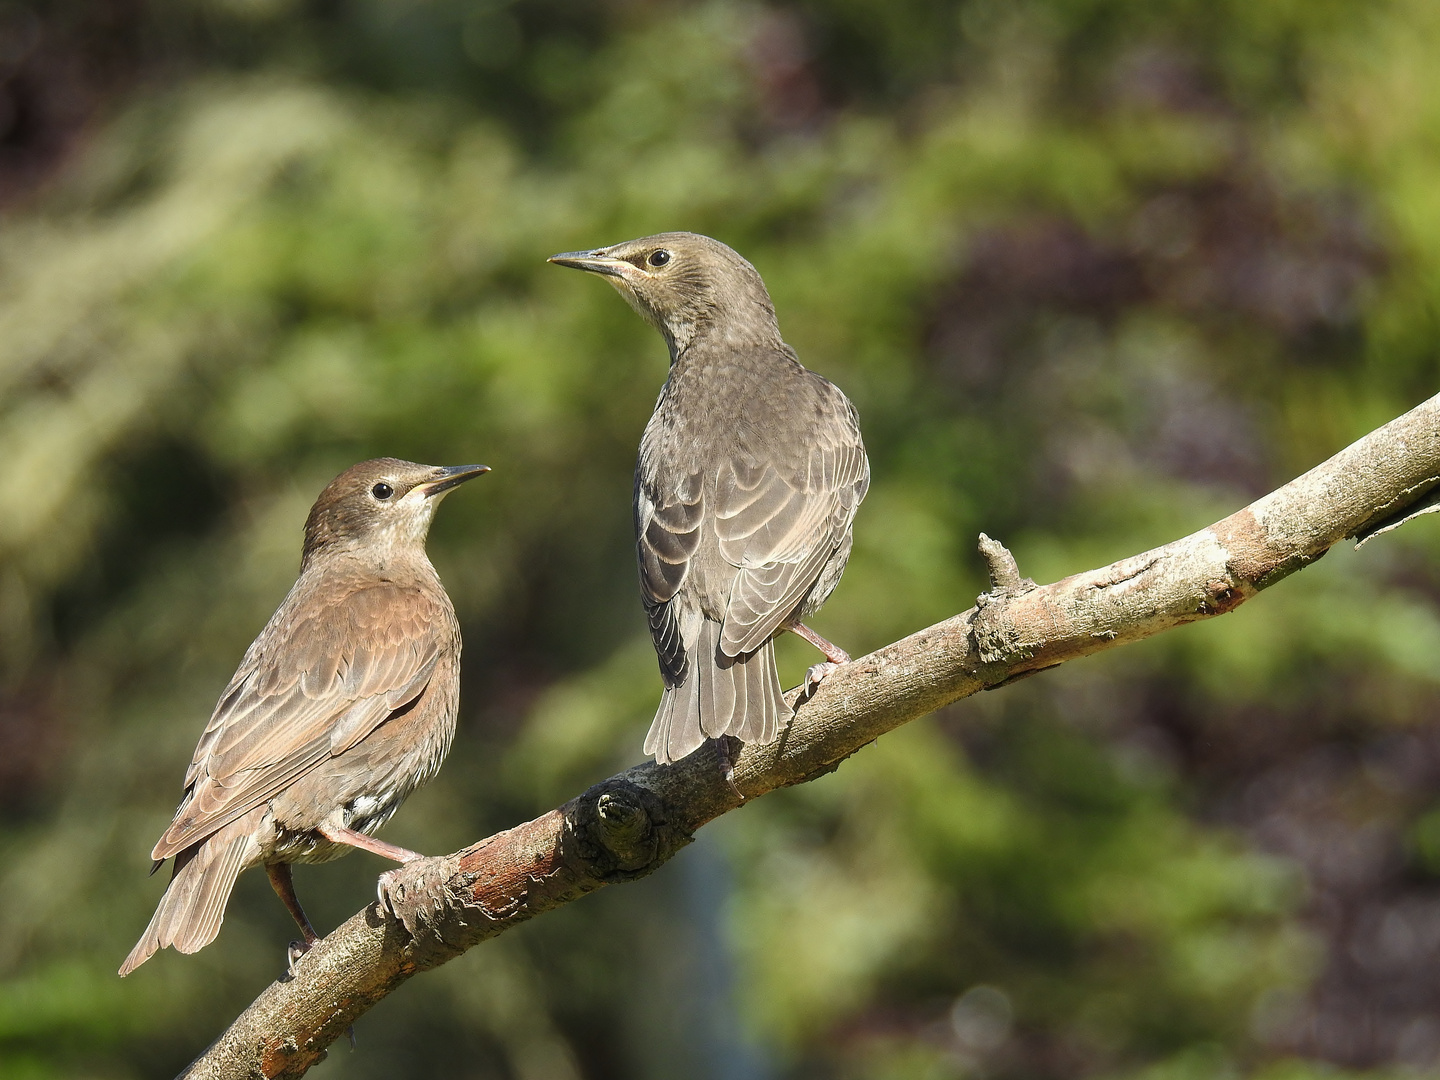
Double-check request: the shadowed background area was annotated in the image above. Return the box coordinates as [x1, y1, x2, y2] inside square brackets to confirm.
[3, 1, 1440, 1077]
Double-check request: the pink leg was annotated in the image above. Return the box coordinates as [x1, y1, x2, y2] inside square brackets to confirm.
[267, 862, 321, 977]
[789, 622, 851, 664]
[318, 823, 424, 864]
[266, 862, 320, 945]
[790, 623, 851, 696]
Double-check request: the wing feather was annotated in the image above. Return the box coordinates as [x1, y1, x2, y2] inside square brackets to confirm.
[718, 410, 869, 658]
[153, 580, 449, 861]
[636, 475, 703, 686]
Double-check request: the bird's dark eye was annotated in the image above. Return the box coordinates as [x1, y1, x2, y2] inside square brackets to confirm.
[371, 482, 394, 501]
[648, 249, 671, 267]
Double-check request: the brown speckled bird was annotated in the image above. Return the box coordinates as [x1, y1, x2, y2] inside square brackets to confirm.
[549, 232, 868, 774]
[119, 458, 488, 976]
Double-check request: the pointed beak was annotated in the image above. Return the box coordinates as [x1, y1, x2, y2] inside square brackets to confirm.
[418, 464, 491, 498]
[547, 249, 639, 280]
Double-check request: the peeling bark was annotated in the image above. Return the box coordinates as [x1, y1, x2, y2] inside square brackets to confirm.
[179, 391, 1440, 1080]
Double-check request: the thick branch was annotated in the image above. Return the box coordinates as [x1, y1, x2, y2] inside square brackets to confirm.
[180, 391, 1440, 1080]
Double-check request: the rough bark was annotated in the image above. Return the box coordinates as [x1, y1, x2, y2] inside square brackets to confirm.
[180, 391, 1440, 1080]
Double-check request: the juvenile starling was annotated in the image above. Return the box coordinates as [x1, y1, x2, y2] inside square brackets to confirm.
[549, 233, 868, 770]
[119, 458, 488, 976]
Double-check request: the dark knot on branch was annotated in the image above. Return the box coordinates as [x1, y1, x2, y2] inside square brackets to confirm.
[567, 779, 692, 881]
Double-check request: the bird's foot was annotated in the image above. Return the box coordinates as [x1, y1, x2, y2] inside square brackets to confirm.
[801, 660, 842, 700]
[377, 853, 461, 941]
[286, 939, 312, 979]
[714, 736, 744, 801]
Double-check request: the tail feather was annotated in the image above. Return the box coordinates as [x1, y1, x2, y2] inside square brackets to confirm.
[119, 811, 261, 976]
[644, 621, 789, 765]
[698, 634, 737, 739]
[729, 638, 780, 747]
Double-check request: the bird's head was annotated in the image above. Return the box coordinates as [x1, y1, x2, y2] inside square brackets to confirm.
[301, 458, 490, 566]
[548, 232, 780, 360]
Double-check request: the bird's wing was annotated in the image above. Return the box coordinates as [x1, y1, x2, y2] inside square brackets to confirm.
[153, 583, 448, 860]
[635, 468, 704, 686]
[716, 403, 869, 657]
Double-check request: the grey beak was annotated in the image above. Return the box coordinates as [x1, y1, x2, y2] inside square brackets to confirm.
[547, 250, 634, 278]
[420, 464, 491, 498]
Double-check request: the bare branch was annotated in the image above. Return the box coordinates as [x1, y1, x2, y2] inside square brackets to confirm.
[179, 391, 1440, 1080]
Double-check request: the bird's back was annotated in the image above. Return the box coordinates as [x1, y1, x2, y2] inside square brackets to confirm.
[642, 345, 843, 466]
[636, 341, 868, 655]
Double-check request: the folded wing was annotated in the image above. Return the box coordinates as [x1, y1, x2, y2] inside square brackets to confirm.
[153, 583, 447, 861]
[716, 426, 868, 657]
[635, 470, 704, 686]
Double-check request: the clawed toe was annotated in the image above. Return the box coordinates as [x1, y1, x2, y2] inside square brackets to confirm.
[376, 867, 414, 919]
[714, 736, 745, 801]
[722, 766, 744, 801]
[376, 869, 399, 913]
[802, 660, 842, 697]
[376, 854, 460, 939]
[376, 864, 424, 913]
[286, 939, 311, 979]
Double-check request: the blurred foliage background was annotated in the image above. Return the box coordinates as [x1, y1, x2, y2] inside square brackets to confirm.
[2, 0, 1440, 1077]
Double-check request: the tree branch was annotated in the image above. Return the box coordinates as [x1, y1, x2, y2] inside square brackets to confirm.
[179, 391, 1440, 1080]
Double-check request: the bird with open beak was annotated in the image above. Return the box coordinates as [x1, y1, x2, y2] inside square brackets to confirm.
[549, 232, 869, 785]
[120, 457, 488, 976]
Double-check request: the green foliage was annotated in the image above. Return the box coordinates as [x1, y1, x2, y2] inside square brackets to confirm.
[3, 0, 1440, 1076]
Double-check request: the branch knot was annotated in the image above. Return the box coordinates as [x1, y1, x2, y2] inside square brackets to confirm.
[567, 779, 691, 881]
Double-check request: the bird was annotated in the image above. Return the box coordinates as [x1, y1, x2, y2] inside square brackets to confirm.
[549, 232, 868, 775]
[119, 457, 489, 976]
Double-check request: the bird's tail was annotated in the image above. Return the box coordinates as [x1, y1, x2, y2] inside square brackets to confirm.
[644, 620, 790, 765]
[119, 811, 261, 976]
